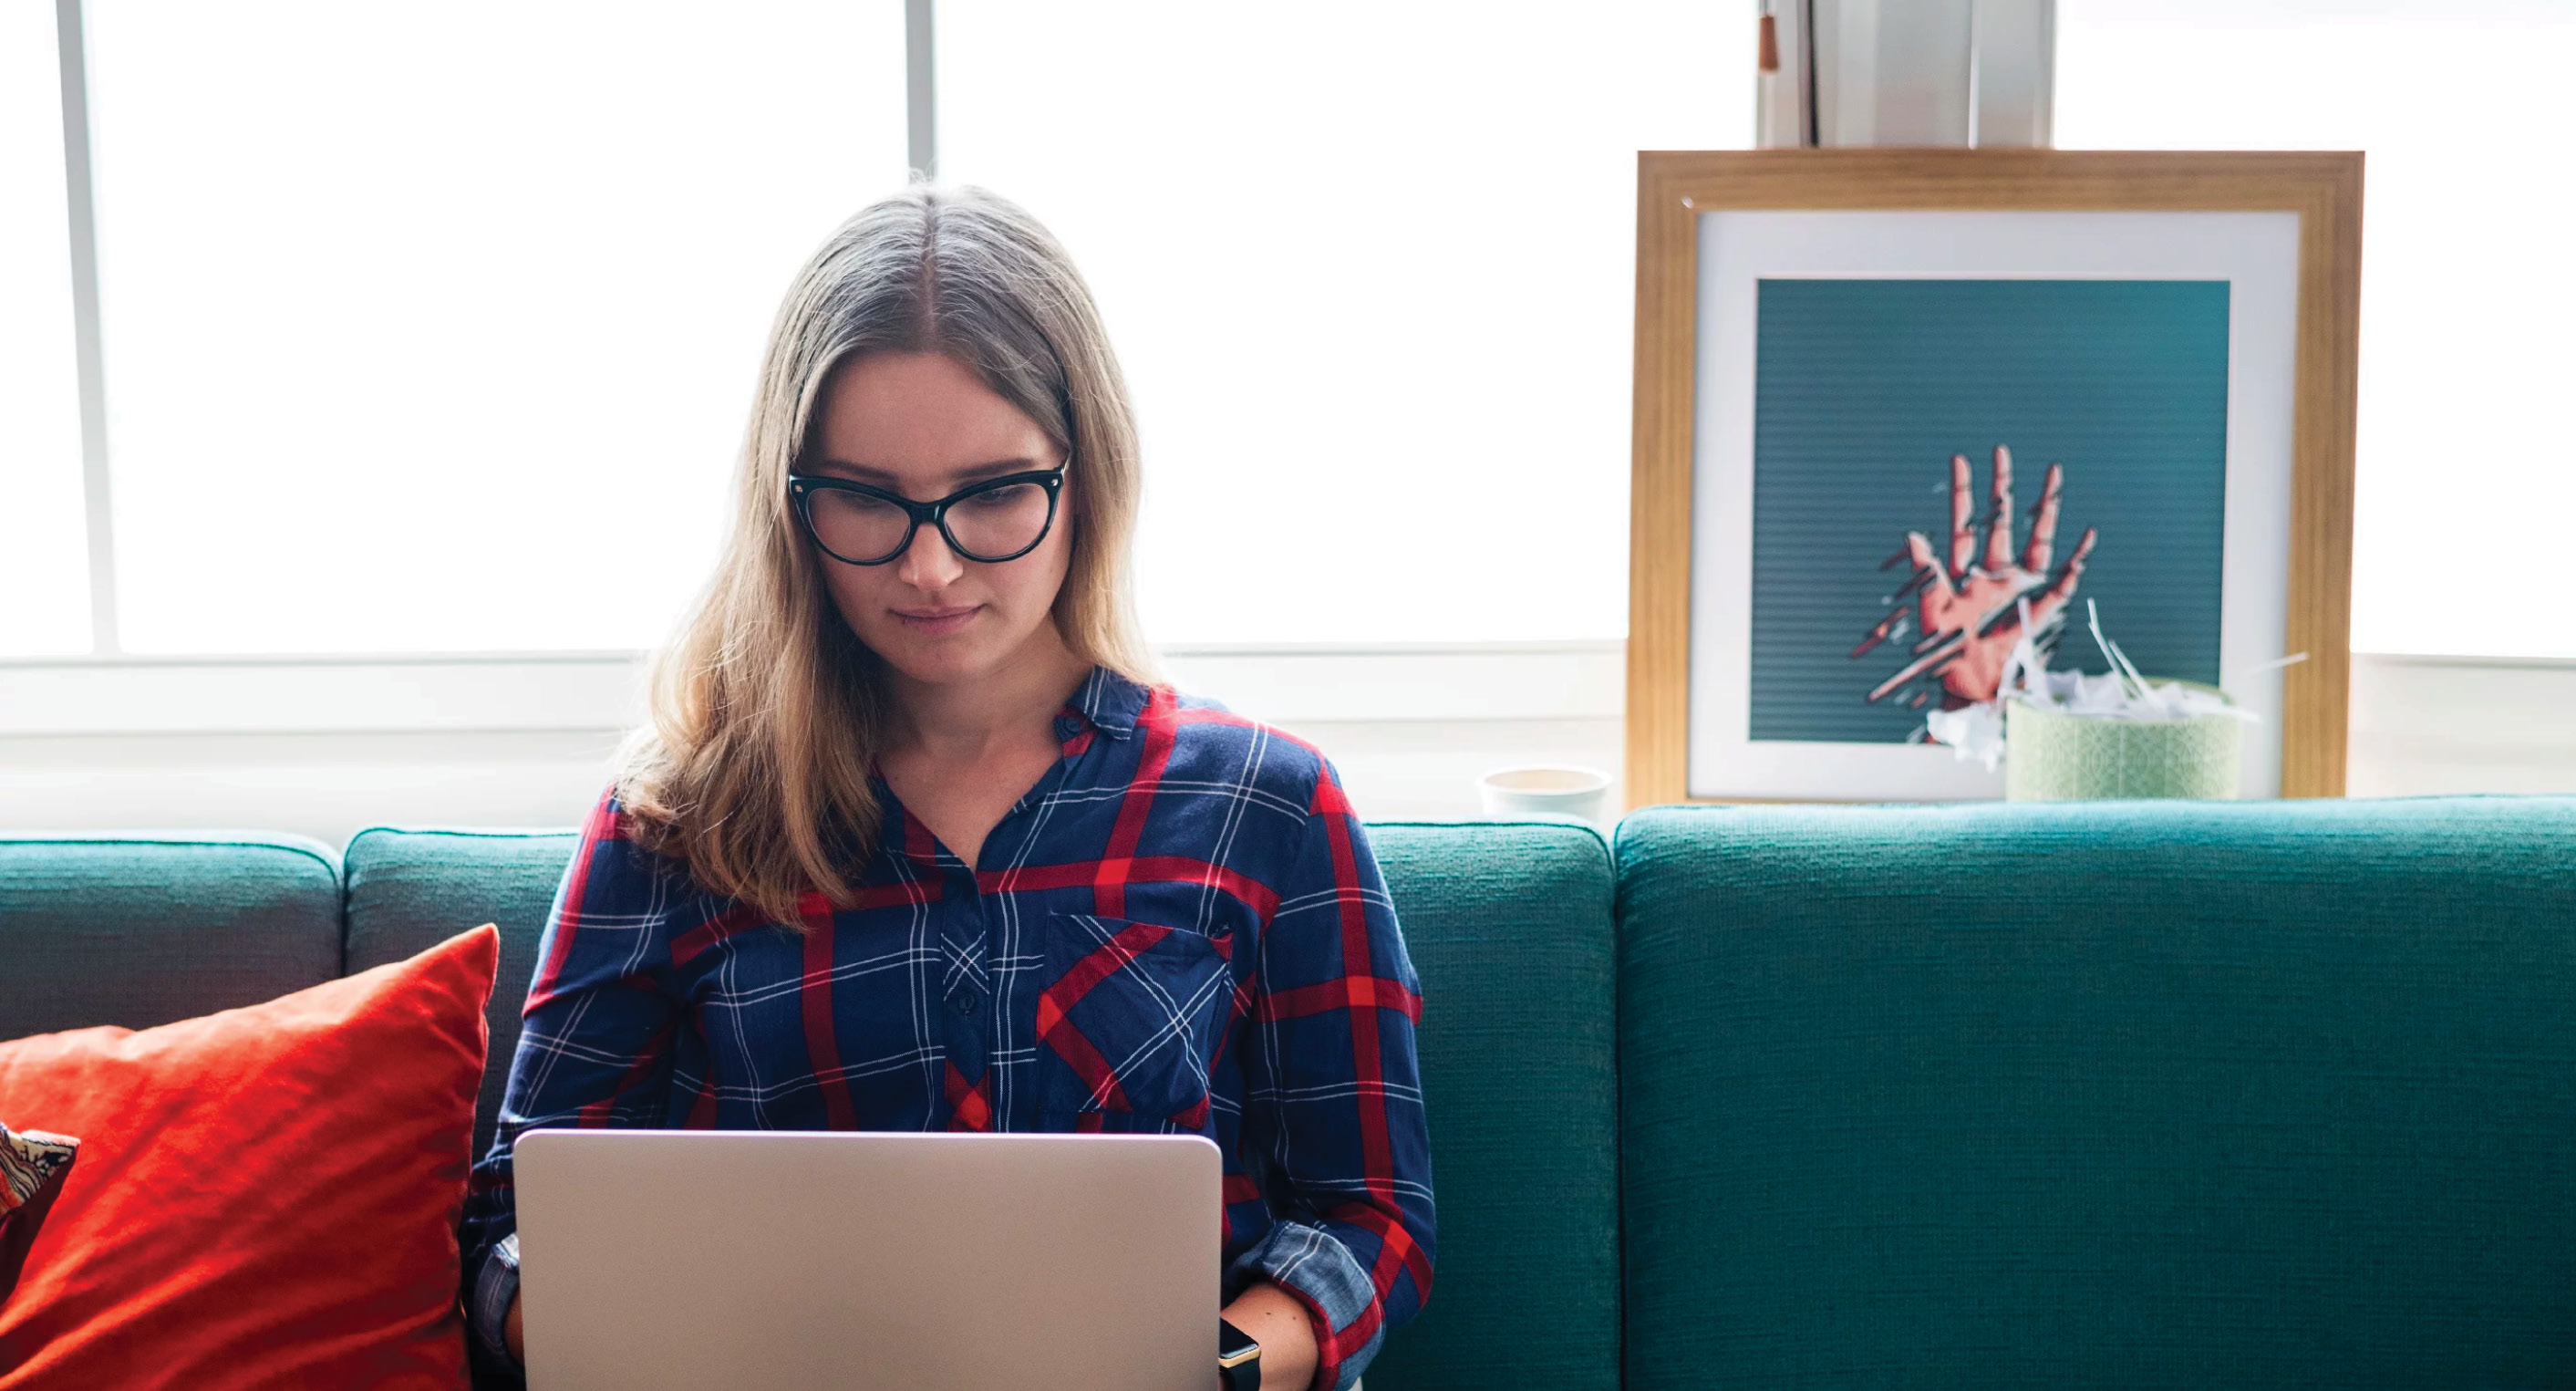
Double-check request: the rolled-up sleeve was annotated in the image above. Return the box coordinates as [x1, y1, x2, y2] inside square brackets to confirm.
[1234, 763, 1435, 1390]
[460, 790, 684, 1379]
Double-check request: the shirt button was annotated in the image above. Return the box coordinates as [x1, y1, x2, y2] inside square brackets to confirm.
[950, 991, 978, 1016]
[1055, 717, 1081, 739]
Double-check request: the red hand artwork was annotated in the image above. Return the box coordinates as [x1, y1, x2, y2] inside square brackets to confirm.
[1852, 445, 2098, 710]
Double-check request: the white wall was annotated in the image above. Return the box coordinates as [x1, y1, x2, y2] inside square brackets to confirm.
[0, 647, 2560, 854]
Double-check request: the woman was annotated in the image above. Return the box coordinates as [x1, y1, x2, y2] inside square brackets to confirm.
[460, 186, 1433, 1391]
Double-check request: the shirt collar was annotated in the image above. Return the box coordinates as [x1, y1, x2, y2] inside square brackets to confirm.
[1067, 665, 1149, 741]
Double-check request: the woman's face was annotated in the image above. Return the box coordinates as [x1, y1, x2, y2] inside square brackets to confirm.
[802, 350, 1075, 688]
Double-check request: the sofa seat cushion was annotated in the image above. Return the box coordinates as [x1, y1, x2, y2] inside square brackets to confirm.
[1618, 798, 2576, 1388]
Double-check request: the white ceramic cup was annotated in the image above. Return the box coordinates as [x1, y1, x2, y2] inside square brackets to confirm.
[1476, 765, 1613, 825]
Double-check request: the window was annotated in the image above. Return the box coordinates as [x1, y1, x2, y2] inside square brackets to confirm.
[940, 1, 1751, 643]
[0, 0, 88, 656]
[18, 3, 2569, 661]
[79, 0, 906, 654]
[2058, 0, 2576, 659]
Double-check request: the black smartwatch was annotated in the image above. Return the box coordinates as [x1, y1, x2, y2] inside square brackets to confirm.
[1217, 1316, 1261, 1390]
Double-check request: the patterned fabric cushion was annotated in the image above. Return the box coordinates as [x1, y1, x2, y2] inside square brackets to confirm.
[0, 1124, 79, 1304]
[0, 1125, 77, 1215]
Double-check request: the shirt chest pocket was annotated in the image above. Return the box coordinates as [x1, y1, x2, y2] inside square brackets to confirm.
[1037, 913, 1234, 1132]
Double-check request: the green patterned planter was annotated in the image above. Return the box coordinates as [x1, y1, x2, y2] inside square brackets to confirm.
[2002, 686, 2242, 801]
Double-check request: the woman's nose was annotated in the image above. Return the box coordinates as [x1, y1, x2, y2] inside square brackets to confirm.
[894, 518, 965, 590]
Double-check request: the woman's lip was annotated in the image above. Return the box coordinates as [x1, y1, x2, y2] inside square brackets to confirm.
[892, 605, 980, 633]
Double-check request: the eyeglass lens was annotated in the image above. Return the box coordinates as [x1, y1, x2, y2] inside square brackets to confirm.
[805, 479, 1054, 564]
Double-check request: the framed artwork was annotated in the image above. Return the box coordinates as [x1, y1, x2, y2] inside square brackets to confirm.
[1626, 150, 2361, 805]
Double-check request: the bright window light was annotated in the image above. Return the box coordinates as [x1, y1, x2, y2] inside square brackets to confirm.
[0, 0, 91, 657]
[85, 2, 908, 654]
[940, 2, 1754, 644]
[2058, 0, 2576, 659]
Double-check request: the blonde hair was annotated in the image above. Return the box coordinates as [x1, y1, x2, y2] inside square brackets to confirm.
[616, 185, 1155, 926]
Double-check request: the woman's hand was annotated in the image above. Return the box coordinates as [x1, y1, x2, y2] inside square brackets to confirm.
[1220, 1281, 1317, 1390]
[504, 1292, 525, 1364]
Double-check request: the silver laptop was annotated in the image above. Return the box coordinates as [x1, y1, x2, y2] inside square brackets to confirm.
[513, 1129, 1221, 1391]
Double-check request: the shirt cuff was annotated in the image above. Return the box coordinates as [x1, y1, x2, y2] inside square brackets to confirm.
[472, 1232, 522, 1371]
[1228, 1220, 1384, 1391]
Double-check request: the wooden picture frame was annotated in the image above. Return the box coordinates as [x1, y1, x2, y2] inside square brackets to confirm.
[1626, 149, 2362, 807]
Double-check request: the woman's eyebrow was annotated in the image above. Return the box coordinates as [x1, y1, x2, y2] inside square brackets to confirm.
[806, 457, 1047, 485]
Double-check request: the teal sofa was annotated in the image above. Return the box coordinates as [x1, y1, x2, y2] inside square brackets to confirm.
[4, 798, 2571, 1386]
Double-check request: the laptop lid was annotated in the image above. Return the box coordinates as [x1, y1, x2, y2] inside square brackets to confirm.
[513, 1129, 1221, 1391]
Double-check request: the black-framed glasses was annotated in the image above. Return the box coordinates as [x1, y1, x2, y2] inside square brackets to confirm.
[787, 466, 1066, 566]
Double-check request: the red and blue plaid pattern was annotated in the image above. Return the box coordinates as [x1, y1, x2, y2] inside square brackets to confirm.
[461, 668, 1433, 1387]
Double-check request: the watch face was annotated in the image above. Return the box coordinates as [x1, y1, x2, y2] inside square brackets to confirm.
[1218, 1318, 1260, 1365]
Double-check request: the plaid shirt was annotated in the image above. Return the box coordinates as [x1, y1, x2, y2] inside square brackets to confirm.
[461, 668, 1433, 1388]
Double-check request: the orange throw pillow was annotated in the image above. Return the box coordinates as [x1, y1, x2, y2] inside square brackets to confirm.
[0, 925, 497, 1388]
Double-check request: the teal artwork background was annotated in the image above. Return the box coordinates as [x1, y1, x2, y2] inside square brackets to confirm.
[1749, 277, 2230, 744]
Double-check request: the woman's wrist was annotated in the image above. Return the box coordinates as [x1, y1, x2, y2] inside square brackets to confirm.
[1219, 1280, 1318, 1391]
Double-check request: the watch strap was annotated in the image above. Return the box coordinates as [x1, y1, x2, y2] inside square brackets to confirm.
[1217, 1314, 1261, 1391]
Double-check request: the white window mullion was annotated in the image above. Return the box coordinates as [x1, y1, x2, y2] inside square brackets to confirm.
[55, 0, 119, 656]
[907, 0, 937, 181]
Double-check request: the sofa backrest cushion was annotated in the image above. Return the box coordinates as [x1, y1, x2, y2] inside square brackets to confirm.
[336, 820, 1623, 1389]
[1617, 798, 2576, 1389]
[0, 835, 340, 1042]
[342, 828, 577, 1164]
[1361, 822, 1620, 1391]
